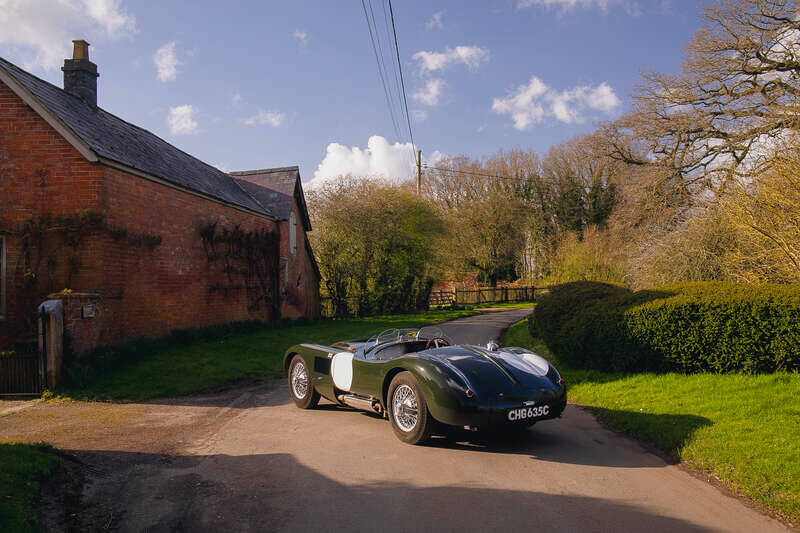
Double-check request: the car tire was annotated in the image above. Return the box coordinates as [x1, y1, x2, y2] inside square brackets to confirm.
[388, 372, 433, 445]
[288, 355, 319, 409]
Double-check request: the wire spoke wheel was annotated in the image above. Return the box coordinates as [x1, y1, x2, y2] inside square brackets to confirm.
[291, 360, 309, 399]
[392, 384, 418, 432]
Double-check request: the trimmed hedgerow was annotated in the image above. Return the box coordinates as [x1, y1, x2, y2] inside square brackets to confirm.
[531, 281, 800, 374]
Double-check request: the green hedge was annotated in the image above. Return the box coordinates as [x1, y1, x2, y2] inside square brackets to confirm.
[530, 281, 800, 373]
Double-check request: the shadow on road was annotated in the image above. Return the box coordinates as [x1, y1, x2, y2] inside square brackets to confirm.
[421, 407, 711, 468]
[69, 450, 717, 533]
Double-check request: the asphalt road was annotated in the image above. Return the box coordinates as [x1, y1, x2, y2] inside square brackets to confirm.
[1, 308, 789, 532]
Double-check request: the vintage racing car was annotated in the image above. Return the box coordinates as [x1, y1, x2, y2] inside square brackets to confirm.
[284, 327, 566, 444]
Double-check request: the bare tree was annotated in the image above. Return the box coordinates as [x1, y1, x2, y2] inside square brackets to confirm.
[607, 0, 800, 198]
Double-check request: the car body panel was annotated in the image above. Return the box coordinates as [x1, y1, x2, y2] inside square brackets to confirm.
[283, 331, 566, 430]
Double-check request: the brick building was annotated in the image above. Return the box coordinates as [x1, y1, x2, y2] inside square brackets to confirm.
[0, 41, 320, 352]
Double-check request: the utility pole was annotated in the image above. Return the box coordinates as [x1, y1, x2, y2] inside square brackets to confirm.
[416, 149, 422, 197]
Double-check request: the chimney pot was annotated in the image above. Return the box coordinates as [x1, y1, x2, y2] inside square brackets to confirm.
[62, 39, 98, 107]
[72, 39, 90, 61]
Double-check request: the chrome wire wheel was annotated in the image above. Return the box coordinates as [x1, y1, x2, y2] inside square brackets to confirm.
[392, 384, 418, 432]
[290, 360, 309, 399]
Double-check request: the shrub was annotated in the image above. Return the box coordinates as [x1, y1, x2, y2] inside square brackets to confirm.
[531, 281, 800, 373]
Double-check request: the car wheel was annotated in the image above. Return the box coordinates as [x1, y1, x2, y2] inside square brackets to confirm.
[288, 355, 319, 409]
[388, 372, 433, 444]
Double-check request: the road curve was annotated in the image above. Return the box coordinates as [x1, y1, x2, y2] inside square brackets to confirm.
[106, 308, 787, 532]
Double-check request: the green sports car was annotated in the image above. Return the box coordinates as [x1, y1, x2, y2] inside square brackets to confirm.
[284, 327, 567, 444]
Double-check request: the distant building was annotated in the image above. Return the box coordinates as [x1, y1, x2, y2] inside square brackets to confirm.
[0, 40, 319, 352]
[231, 167, 320, 319]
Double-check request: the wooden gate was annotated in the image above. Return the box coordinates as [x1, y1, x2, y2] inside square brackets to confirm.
[0, 353, 42, 395]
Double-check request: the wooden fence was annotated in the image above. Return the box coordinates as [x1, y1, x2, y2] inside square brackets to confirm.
[320, 285, 541, 318]
[430, 286, 539, 307]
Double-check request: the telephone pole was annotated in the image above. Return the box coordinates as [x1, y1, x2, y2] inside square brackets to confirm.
[416, 149, 422, 197]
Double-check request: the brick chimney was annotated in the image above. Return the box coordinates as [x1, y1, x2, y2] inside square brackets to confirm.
[62, 40, 98, 107]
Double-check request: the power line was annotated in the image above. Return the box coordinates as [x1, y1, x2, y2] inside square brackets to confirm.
[422, 165, 520, 182]
[423, 165, 562, 185]
[361, 0, 403, 143]
[387, 0, 416, 160]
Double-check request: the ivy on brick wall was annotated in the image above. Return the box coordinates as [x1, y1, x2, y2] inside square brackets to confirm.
[1, 210, 162, 336]
[199, 221, 280, 318]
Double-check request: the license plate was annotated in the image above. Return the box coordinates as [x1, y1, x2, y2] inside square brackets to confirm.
[507, 405, 550, 422]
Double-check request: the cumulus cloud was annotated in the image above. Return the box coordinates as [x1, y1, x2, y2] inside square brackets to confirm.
[167, 105, 198, 135]
[0, 0, 136, 71]
[293, 30, 308, 47]
[491, 76, 620, 130]
[153, 41, 179, 82]
[412, 46, 489, 74]
[242, 109, 285, 127]
[412, 78, 445, 106]
[311, 136, 444, 187]
[425, 12, 444, 30]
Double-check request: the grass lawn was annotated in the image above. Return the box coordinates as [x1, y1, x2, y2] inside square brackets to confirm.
[0, 443, 61, 532]
[57, 308, 479, 401]
[503, 321, 800, 523]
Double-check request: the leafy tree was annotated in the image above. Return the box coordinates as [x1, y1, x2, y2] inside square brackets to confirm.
[308, 177, 444, 316]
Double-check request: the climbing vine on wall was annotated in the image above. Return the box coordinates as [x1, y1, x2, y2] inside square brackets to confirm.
[1, 210, 163, 336]
[199, 221, 280, 318]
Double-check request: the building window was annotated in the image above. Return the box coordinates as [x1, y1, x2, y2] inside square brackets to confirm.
[289, 212, 297, 256]
[0, 235, 6, 320]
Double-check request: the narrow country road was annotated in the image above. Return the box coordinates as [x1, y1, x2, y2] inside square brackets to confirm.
[0, 308, 789, 532]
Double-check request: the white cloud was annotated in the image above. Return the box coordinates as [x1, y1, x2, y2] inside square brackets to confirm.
[153, 41, 179, 82]
[517, 0, 640, 15]
[85, 0, 135, 33]
[242, 109, 285, 127]
[412, 78, 445, 106]
[412, 46, 489, 74]
[492, 76, 620, 130]
[293, 30, 308, 47]
[232, 92, 242, 105]
[412, 109, 428, 123]
[311, 136, 444, 187]
[167, 105, 198, 135]
[0, 0, 135, 71]
[425, 12, 444, 30]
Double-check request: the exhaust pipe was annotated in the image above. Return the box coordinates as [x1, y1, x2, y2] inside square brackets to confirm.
[339, 394, 382, 414]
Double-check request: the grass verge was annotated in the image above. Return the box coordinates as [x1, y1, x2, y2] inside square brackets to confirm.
[0, 442, 61, 532]
[503, 320, 800, 524]
[57, 308, 479, 401]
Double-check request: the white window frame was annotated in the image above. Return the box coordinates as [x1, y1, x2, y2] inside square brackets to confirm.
[289, 212, 297, 256]
[0, 235, 6, 321]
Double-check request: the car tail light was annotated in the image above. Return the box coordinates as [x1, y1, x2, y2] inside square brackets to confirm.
[465, 389, 474, 398]
[558, 378, 565, 386]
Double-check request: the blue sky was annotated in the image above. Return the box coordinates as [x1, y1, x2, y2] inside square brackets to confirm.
[1, 0, 707, 185]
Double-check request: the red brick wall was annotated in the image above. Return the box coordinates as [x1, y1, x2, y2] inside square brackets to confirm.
[98, 166, 279, 344]
[1, 80, 318, 352]
[280, 200, 320, 319]
[0, 80, 104, 347]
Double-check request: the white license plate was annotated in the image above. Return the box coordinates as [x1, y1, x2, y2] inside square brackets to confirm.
[507, 405, 550, 422]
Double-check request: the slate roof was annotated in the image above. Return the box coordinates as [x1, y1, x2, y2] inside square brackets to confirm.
[231, 167, 312, 231]
[0, 56, 271, 218]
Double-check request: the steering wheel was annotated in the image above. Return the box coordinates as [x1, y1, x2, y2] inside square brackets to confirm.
[425, 337, 450, 349]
